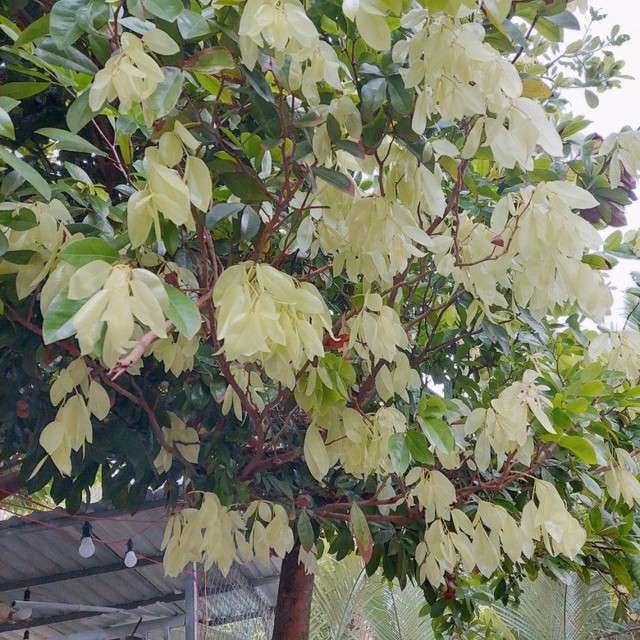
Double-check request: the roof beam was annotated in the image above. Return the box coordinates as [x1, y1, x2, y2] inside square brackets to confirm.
[0, 500, 167, 540]
[0, 555, 165, 594]
[0, 591, 184, 633]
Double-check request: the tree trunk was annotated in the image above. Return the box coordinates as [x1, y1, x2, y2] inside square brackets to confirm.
[272, 542, 315, 640]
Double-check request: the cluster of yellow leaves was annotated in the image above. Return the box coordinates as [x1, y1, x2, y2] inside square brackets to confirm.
[342, 0, 401, 51]
[221, 363, 266, 420]
[599, 129, 640, 188]
[348, 294, 411, 362]
[431, 182, 611, 321]
[213, 262, 332, 388]
[309, 191, 433, 285]
[0, 200, 72, 298]
[605, 448, 640, 507]
[148, 333, 199, 377]
[414, 484, 585, 587]
[493, 182, 612, 319]
[238, 0, 342, 106]
[311, 97, 363, 166]
[154, 412, 200, 473]
[68, 262, 169, 367]
[162, 493, 294, 577]
[383, 144, 446, 217]
[465, 370, 552, 471]
[89, 29, 180, 124]
[375, 352, 421, 402]
[304, 406, 407, 480]
[589, 330, 640, 381]
[397, 16, 562, 168]
[38, 358, 110, 476]
[128, 123, 211, 248]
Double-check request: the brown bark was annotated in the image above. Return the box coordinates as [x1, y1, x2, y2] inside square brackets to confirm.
[272, 542, 315, 640]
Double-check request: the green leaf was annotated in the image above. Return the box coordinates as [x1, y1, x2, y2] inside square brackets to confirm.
[35, 39, 98, 75]
[42, 289, 85, 344]
[297, 509, 314, 552]
[405, 430, 434, 464]
[2, 250, 35, 264]
[188, 48, 235, 73]
[0, 82, 50, 100]
[585, 89, 599, 108]
[205, 202, 246, 229]
[177, 10, 212, 40]
[0, 208, 37, 231]
[240, 206, 261, 241]
[361, 77, 387, 113]
[603, 552, 634, 592]
[312, 167, 355, 196]
[148, 67, 182, 118]
[534, 17, 562, 43]
[144, 0, 185, 22]
[242, 65, 275, 104]
[0, 231, 7, 257]
[557, 436, 597, 464]
[418, 416, 454, 454]
[335, 139, 365, 159]
[36, 127, 106, 156]
[0, 108, 14, 140]
[58, 238, 119, 267]
[545, 10, 580, 30]
[50, 0, 91, 47]
[388, 432, 410, 475]
[164, 285, 201, 338]
[14, 14, 50, 48]
[0, 147, 51, 200]
[387, 75, 414, 116]
[349, 502, 373, 564]
[66, 91, 95, 134]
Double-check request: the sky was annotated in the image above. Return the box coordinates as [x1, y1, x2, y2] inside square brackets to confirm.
[569, 3, 640, 325]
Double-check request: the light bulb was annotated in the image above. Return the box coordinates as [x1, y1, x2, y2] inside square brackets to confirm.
[124, 538, 137, 568]
[79, 521, 96, 558]
[16, 607, 32, 621]
[17, 589, 31, 620]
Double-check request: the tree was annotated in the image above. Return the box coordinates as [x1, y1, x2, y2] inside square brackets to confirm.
[2, 0, 640, 637]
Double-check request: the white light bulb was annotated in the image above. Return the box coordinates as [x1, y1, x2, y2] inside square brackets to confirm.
[79, 535, 96, 558]
[16, 607, 32, 621]
[124, 550, 138, 568]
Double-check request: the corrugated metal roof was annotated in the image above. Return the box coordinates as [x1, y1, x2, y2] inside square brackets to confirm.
[0, 500, 280, 639]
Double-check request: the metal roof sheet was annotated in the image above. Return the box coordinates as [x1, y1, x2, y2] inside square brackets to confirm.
[0, 500, 280, 639]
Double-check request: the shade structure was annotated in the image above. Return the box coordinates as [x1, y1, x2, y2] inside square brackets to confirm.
[0, 498, 280, 639]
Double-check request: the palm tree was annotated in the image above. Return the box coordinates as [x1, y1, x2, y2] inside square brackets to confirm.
[310, 555, 624, 640]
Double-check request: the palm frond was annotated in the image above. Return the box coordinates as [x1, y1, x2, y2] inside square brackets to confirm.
[488, 573, 614, 640]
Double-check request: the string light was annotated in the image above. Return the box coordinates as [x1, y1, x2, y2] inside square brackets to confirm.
[78, 521, 95, 558]
[124, 538, 138, 568]
[15, 589, 32, 621]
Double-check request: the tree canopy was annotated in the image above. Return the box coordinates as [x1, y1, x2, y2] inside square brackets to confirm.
[2, 0, 640, 636]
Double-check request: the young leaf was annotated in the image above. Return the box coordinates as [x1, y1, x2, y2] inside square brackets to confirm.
[350, 502, 373, 564]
